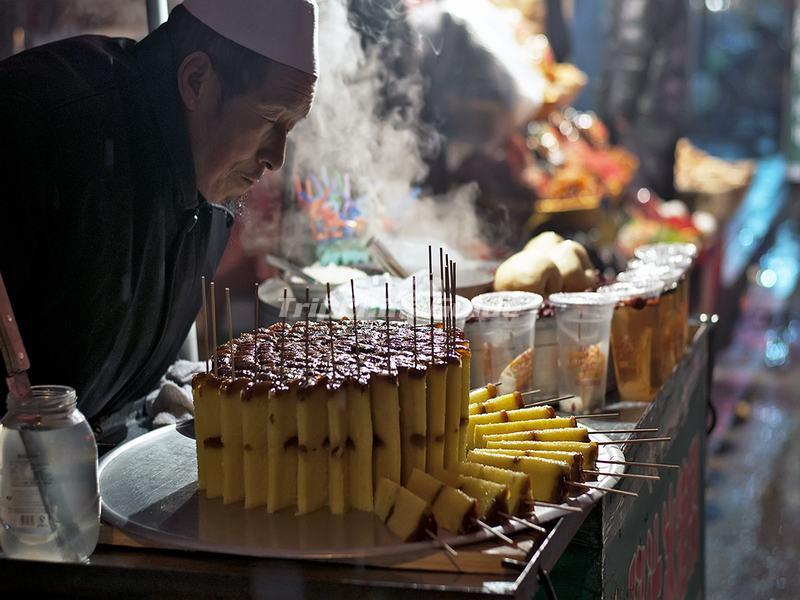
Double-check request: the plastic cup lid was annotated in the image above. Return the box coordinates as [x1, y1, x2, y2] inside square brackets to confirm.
[618, 265, 683, 288]
[400, 293, 473, 321]
[598, 280, 664, 302]
[628, 254, 692, 272]
[634, 242, 698, 260]
[471, 291, 543, 316]
[548, 292, 617, 308]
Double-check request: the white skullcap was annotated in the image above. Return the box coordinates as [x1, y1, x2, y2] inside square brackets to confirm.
[182, 0, 319, 77]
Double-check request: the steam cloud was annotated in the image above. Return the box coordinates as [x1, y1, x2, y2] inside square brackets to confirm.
[286, 0, 488, 262]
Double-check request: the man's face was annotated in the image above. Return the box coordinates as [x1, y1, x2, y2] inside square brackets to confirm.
[184, 58, 315, 202]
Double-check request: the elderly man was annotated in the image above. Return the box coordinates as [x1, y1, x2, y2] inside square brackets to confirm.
[0, 1, 317, 428]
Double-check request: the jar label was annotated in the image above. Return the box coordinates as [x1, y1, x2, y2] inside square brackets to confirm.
[1, 455, 52, 537]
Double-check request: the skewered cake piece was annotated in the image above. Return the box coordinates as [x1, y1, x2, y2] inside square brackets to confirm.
[192, 320, 469, 515]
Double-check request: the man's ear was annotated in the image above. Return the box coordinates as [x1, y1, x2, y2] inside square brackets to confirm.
[178, 51, 214, 112]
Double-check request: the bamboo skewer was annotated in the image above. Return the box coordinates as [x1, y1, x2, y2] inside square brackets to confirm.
[326, 283, 336, 379]
[588, 428, 660, 435]
[412, 276, 418, 368]
[568, 482, 639, 498]
[596, 437, 671, 445]
[500, 513, 547, 533]
[426, 529, 458, 558]
[574, 413, 620, 419]
[477, 520, 514, 545]
[524, 501, 583, 514]
[519, 389, 542, 398]
[526, 394, 575, 407]
[350, 279, 361, 376]
[304, 288, 310, 380]
[280, 289, 287, 379]
[225, 287, 235, 378]
[254, 282, 259, 333]
[210, 281, 218, 377]
[596, 459, 679, 470]
[384, 282, 391, 371]
[428, 246, 434, 360]
[584, 470, 660, 481]
[201, 276, 210, 373]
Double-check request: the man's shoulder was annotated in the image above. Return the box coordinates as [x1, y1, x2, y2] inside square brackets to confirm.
[0, 35, 138, 112]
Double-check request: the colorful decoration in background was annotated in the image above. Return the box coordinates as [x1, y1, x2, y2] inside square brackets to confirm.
[293, 168, 370, 266]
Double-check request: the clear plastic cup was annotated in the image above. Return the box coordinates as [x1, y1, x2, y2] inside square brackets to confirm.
[598, 281, 664, 402]
[399, 292, 473, 330]
[618, 266, 684, 385]
[467, 292, 543, 392]
[548, 292, 616, 413]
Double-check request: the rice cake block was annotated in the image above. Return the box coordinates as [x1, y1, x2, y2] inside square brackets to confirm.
[327, 388, 348, 514]
[458, 346, 471, 462]
[425, 365, 447, 474]
[266, 386, 298, 513]
[297, 385, 330, 515]
[195, 375, 224, 499]
[467, 450, 571, 504]
[458, 462, 531, 515]
[346, 383, 374, 511]
[479, 449, 584, 483]
[469, 391, 525, 415]
[192, 373, 221, 491]
[485, 440, 599, 471]
[370, 375, 402, 487]
[443, 359, 463, 470]
[474, 417, 577, 447]
[220, 379, 249, 504]
[399, 370, 427, 484]
[241, 382, 270, 508]
[407, 468, 477, 534]
[374, 477, 437, 542]
[468, 382, 499, 405]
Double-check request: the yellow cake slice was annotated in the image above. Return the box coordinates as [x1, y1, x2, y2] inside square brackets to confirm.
[297, 384, 329, 515]
[433, 469, 508, 524]
[485, 440, 598, 471]
[374, 477, 437, 542]
[474, 417, 577, 447]
[371, 375, 401, 487]
[443, 359, 463, 470]
[467, 450, 571, 503]
[469, 391, 526, 415]
[327, 387, 348, 515]
[267, 385, 298, 513]
[399, 369, 427, 484]
[195, 374, 224, 499]
[241, 382, 270, 508]
[192, 372, 221, 491]
[220, 378, 249, 504]
[425, 364, 447, 474]
[458, 345, 471, 462]
[477, 449, 584, 483]
[458, 462, 531, 515]
[346, 382, 373, 511]
[407, 468, 477, 534]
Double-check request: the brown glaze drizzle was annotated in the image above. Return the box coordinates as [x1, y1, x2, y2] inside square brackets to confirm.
[198, 320, 468, 396]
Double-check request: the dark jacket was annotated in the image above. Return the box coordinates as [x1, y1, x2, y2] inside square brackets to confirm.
[0, 25, 232, 420]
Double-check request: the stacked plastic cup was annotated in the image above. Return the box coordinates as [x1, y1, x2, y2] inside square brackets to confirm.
[618, 266, 683, 386]
[399, 292, 473, 330]
[598, 280, 665, 402]
[468, 291, 543, 391]
[632, 242, 697, 358]
[548, 292, 617, 413]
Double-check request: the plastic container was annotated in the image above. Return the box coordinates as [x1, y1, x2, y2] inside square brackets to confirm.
[598, 281, 664, 402]
[0, 386, 99, 563]
[399, 292, 473, 330]
[549, 292, 617, 413]
[467, 292, 544, 391]
[618, 266, 684, 385]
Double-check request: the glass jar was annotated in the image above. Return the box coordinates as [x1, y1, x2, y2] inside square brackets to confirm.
[0, 386, 99, 563]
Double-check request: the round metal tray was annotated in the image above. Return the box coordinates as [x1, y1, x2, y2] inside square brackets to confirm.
[99, 422, 624, 560]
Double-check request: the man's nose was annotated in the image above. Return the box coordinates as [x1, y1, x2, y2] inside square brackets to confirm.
[257, 129, 288, 171]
